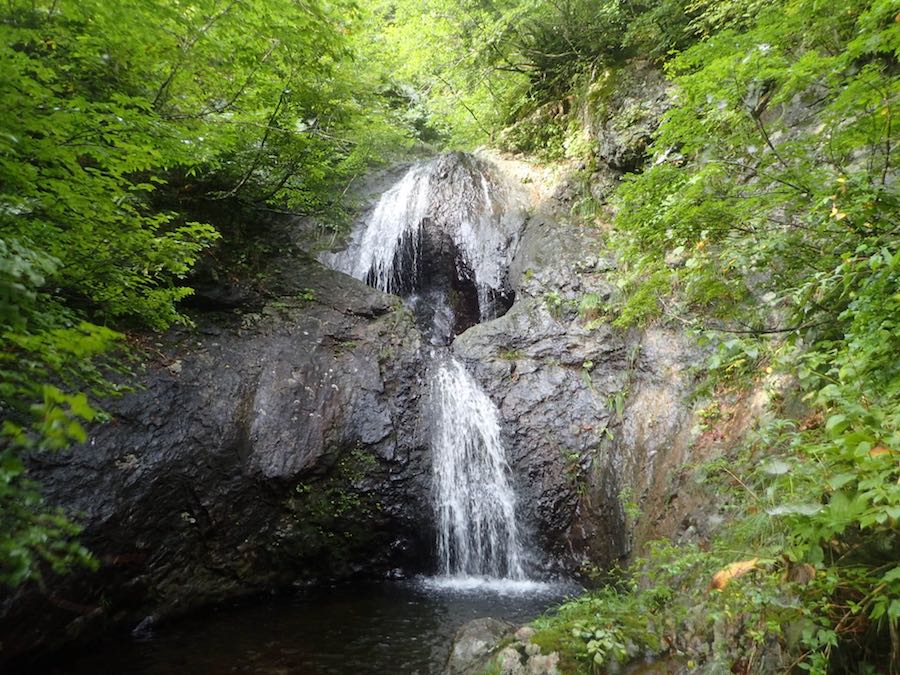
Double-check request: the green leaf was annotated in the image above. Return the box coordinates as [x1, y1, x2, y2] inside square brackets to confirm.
[827, 472, 856, 490]
[825, 414, 849, 436]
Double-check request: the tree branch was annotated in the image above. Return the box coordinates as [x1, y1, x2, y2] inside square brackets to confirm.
[164, 39, 282, 120]
[152, 0, 241, 110]
[705, 319, 830, 335]
[213, 86, 289, 200]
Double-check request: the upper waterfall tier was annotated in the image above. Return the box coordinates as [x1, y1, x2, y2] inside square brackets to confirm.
[324, 152, 519, 336]
[349, 162, 431, 295]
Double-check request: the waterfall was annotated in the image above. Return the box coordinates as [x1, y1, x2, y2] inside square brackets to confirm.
[323, 153, 527, 581]
[455, 171, 508, 322]
[326, 153, 514, 324]
[351, 163, 431, 294]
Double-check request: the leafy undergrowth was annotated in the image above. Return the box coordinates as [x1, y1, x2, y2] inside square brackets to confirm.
[532, 414, 899, 673]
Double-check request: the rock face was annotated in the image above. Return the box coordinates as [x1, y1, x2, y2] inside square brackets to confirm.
[453, 160, 703, 570]
[0, 242, 433, 665]
[581, 60, 672, 174]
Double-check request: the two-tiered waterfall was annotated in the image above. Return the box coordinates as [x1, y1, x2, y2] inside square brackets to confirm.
[326, 153, 526, 580]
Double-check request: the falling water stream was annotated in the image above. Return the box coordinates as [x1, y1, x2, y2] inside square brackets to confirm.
[430, 359, 524, 581]
[331, 152, 528, 584]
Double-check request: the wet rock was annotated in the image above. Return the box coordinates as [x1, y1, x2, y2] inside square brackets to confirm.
[184, 277, 265, 311]
[498, 646, 527, 674]
[446, 617, 515, 674]
[524, 642, 542, 657]
[454, 296, 630, 564]
[515, 626, 536, 642]
[456, 156, 704, 571]
[130, 615, 155, 639]
[526, 652, 560, 674]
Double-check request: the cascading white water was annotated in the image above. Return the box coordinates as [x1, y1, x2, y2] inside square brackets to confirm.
[326, 155, 513, 316]
[323, 153, 528, 581]
[350, 163, 431, 294]
[456, 171, 508, 322]
[430, 358, 525, 580]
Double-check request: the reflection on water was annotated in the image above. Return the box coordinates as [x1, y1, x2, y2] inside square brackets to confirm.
[43, 579, 579, 675]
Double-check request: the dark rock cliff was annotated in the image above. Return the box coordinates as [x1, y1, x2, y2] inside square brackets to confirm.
[0, 234, 432, 666]
[454, 152, 702, 573]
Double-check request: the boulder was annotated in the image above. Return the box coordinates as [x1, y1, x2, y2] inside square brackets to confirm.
[446, 618, 516, 674]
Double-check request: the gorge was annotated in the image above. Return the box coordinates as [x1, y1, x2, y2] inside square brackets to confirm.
[3, 145, 705, 672]
[3, 1, 896, 672]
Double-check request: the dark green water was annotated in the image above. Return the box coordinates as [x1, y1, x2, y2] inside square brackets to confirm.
[42, 578, 578, 675]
